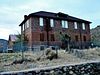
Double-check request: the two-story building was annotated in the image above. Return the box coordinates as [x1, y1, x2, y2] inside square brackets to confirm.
[19, 11, 91, 50]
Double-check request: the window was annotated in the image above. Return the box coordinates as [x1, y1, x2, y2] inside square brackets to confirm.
[39, 17, 43, 26]
[75, 35, 78, 42]
[50, 19, 54, 27]
[26, 19, 30, 28]
[22, 25, 24, 31]
[40, 33, 44, 41]
[74, 22, 78, 29]
[61, 20, 68, 28]
[25, 22, 27, 29]
[51, 34, 55, 41]
[24, 19, 30, 29]
[82, 23, 85, 30]
[62, 20, 65, 28]
[83, 36, 86, 42]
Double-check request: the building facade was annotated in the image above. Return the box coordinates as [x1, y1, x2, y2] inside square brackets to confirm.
[19, 11, 91, 50]
[8, 35, 18, 49]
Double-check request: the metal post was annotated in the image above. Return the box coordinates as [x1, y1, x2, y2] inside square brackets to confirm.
[56, 46, 58, 58]
[21, 25, 24, 60]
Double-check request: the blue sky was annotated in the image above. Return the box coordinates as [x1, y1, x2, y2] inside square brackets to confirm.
[0, 0, 100, 40]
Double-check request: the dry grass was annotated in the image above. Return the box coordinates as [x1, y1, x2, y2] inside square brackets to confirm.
[79, 48, 100, 60]
[0, 48, 100, 72]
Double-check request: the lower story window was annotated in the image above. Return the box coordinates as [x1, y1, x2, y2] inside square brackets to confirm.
[83, 36, 86, 42]
[40, 33, 44, 41]
[75, 35, 78, 42]
[51, 34, 55, 41]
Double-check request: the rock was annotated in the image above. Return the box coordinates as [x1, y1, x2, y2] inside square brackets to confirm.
[63, 67, 67, 72]
[50, 70, 55, 74]
[69, 70, 74, 74]
[69, 66, 72, 69]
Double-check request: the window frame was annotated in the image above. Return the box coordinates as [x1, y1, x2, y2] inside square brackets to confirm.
[82, 23, 85, 30]
[50, 19, 54, 27]
[51, 34, 55, 41]
[40, 33, 44, 41]
[39, 17, 44, 26]
[74, 22, 78, 29]
[61, 20, 68, 28]
[75, 35, 79, 42]
[26, 19, 30, 28]
[83, 35, 86, 42]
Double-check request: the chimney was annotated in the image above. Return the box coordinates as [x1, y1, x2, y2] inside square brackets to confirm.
[24, 15, 27, 19]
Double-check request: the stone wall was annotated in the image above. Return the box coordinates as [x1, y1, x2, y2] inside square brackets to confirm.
[1, 62, 100, 75]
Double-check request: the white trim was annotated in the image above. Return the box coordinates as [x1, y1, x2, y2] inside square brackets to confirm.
[50, 19, 54, 27]
[61, 20, 68, 28]
[74, 22, 78, 29]
[82, 23, 85, 30]
[39, 17, 43, 26]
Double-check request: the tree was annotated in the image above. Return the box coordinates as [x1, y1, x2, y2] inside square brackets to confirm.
[59, 32, 71, 52]
[15, 33, 28, 60]
[91, 26, 100, 47]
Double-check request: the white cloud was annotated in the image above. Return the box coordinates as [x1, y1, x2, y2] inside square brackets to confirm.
[0, 27, 19, 40]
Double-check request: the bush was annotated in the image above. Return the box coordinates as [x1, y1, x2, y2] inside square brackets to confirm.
[45, 48, 57, 60]
[45, 48, 52, 55]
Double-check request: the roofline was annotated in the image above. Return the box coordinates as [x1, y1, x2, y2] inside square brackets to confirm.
[19, 11, 92, 26]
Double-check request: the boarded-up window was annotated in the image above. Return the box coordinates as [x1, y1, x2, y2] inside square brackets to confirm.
[75, 35, 78, 42]
[83, 36, 86, 42]
[40, 33, 44, 41]
[51, 34, 55, 41]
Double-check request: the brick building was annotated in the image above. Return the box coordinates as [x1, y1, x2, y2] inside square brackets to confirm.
[19, 11, 91, 50]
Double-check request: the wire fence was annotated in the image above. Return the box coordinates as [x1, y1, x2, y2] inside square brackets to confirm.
[0, 44, 60, 72]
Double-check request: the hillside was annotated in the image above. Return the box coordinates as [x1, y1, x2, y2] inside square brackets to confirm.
[90, 25, 100, 46]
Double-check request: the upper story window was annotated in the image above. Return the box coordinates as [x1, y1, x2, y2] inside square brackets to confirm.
[50, 19, 54, 27]
[39, 17, 43, 26]
[61, 20, 68, 28]
[25, 22, 27, 29]
[82, 23, 85, 30]
[22, 24, 24, 31]
[74, 22, 78, 29]
[24, 19, 30, 29]
[26, 19, 30, 28]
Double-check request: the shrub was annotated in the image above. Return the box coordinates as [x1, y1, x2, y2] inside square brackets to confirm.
[45, 48, 57, 60]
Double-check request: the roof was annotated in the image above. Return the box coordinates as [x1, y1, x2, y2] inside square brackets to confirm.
[9, 35, 18, 42]
[0, 39, 7, 42]
[19, 11, 91, 26]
